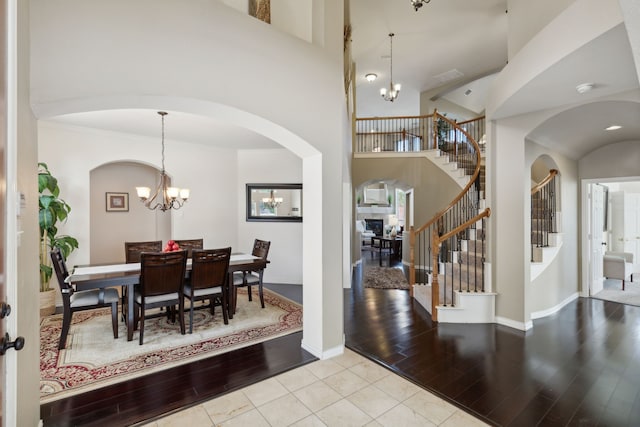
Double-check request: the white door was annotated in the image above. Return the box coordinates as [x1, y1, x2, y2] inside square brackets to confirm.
[590, 184, 606, 295]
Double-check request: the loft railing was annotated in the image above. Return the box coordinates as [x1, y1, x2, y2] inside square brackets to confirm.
[354, 110, 485, 154]
[531, 169, 558, 261]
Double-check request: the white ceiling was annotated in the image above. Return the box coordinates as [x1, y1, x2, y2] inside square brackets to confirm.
[46, 109, 282, 150]
[350, 0, 508, 118]
[44, 0, 640, 159]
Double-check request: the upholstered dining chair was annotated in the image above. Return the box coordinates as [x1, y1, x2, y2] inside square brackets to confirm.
[135, 250, 187, 345]
[122, 240, 163, 320]
[50, 247, 119, 350]
[233, 239, 270, 311]
[184, 247, 231, 333]
[124, 240, 162, 263]
[172, 238, 204, 258]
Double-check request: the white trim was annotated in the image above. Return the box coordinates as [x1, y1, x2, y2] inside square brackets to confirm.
[530, 292, 579, 320]
[320, 344, 345, 360]
[5, 2, 19, 425]
[495, 316, 533, 331]
[301, 340, 344, 360]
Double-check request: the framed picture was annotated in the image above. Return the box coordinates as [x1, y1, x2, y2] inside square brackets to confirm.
[106, 192, 129, 212]
[249, 0, 270, 23]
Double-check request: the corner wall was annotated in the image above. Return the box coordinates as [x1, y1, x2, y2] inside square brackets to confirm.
[526, 140, 579, 317]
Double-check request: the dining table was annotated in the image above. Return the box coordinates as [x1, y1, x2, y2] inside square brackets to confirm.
[65, 253, 268, 342]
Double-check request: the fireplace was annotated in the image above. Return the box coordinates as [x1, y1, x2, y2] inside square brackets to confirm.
[364, 219, 384, 236]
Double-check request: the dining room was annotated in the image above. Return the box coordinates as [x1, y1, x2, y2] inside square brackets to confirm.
[36, 112, 310, 405]
[38, 114, 304, 303]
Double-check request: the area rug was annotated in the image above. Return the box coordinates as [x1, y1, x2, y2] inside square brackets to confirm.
[363, 266, 410, 290]
[592, 278, 640, 307]
[40, 288, 302, 403]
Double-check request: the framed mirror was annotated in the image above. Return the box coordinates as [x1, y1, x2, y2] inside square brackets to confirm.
[364, 182, 388, 204]
[246, 183, 303, 222]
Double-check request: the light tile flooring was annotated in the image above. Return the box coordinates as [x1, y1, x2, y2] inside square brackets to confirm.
[142, 349, 489, 427]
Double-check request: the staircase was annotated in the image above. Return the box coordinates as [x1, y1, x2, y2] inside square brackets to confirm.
[354, 110, 493, 323]
[413, 146, 495, 323]
[531, 169, 562, 280]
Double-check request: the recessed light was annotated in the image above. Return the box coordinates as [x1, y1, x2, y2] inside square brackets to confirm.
[605, 125, 622, 131]
[576, 83, 595, 94]
[365, 73, 377, 82]
[464, 89, 472, 96]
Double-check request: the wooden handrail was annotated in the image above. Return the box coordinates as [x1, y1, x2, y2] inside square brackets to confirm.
[437, 208, 491, 243]
[356, 113, 435, 121]
[413, 111, 482, 236]
[531, 169, 558, 195]
[457, 116, 486, 126]
[430, 208, 491, 321]
[355, 130, 422, 139]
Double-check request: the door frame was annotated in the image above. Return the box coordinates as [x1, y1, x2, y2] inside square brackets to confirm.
[581, 177, 640, 298]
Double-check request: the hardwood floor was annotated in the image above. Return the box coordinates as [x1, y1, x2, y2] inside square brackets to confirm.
[347, 256, 640, 426]
[41, 258, 640, 426]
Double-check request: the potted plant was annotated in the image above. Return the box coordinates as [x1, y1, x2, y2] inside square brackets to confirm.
[436, 113, 450, 151]
[39, 162, 79, 316]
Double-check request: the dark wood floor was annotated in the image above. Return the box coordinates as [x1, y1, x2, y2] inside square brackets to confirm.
[41, 259, 640, 426]
[347, 255, 640, 426]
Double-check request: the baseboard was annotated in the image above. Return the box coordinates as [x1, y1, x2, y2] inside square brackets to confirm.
[301, 340, 343, 360]
[495, 316, 533, 331]
[530, 293, 579, 320]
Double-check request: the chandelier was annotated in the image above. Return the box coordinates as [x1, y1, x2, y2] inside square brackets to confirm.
[136, 111, 190, 211]
[262, 190, 283, 209]
[411, 0, 431, 12]
[380, 33, 401, 102]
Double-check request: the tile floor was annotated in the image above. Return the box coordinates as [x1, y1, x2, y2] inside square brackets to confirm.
[141, 349, 489, 427]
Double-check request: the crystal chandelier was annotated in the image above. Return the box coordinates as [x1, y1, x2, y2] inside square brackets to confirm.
[411, 0, 431, 12]
[380, 33, 401, 102]
[136, 111, 190, 211]
[262, 190, 283, 209]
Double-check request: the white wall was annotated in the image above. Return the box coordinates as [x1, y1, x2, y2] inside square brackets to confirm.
[30, 0, 348, 358]
[506, 0, 575, 59]
[579, 140, 640, 180]
[90, 162, 171, 264]
[237, 149, 303, 284]
[526, 141, 579, 316]
[38, 122, 239, 267]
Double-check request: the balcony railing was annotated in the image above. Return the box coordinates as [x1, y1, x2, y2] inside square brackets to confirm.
[354, 111, 485, 155]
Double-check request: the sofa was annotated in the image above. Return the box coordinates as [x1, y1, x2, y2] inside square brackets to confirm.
[356, 220, 376, 247]
[603, 251, 636, 290]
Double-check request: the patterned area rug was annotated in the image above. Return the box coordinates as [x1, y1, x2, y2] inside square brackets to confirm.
[40, 288, 302, 403]
[363, 266, 410, 290]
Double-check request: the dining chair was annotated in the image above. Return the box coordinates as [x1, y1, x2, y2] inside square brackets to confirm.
[233, 239, 270, 311]
[124, 240, 162, 263]
[172, 238, 204, 258]
[184, 247, 231, 333]
[135, 250, 187, 345]
[50, 247, 119, 350]
[123, 240, 163, 317]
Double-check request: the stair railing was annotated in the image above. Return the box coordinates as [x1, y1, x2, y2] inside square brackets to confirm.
[408, 111, 487, 320]
[430, 208, 491, 321]
[531, 169, 558, 261]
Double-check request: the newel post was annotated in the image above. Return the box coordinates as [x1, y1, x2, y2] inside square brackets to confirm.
[431, 228, 440, 322]
[432, 108, 438, 150]
[409, 226, 415, 297]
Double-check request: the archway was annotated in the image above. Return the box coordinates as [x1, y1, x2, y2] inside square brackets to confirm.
[36, 97, 325, 357]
